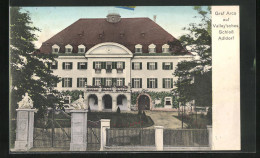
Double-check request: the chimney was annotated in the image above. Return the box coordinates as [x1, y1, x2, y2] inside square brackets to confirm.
[153, 15, 157, 23]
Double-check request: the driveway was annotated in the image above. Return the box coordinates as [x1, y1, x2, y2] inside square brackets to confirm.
[144, 111, 187, 129]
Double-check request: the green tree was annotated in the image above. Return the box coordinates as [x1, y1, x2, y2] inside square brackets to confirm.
[10, 7, 60, 119]
[174, 6, 212, 125]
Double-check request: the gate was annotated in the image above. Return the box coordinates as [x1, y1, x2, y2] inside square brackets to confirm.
[33, 109, 71, 148]
[87, 120, 101, 150]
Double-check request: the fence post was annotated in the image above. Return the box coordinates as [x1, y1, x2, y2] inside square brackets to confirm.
[70, 109, 88, 151]
[14, 93, 36, 151]
[207, 125, 212, 149]
[155, 126, 164, 151]
[100, 119, 110, 151]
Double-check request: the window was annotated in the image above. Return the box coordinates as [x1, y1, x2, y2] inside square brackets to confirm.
[147, 62, 157, 70]
[106, 78, 112, 86]
[77, 78, 87, 87]
[93, 78, 101, 86]
[117, 78, 125, 86]
[62, 62, 73, 69]
[132, 78, 142, 88]
[63, 96, 71, 104]
[163, 78, 173, 88]
[117, 62, 123, 69]
[65, 44, 73, 53]
[148, 44, 156, 53]
[94, 62, 101, 69]
[52, 44, 60, 53]
[162, 62, 173, 70]
[135, 44, 142, 53]
[147, 78, 157, 88]
[162, 44, 170, 53]
[78, 62, 87, 69]
[62, 78, 72, 87]
[165, 97, 172, 106]
[132, 62, 142, 70]
[50, 61, 58, 69]
[78, 44, 86, 53]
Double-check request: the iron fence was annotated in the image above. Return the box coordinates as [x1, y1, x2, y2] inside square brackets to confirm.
[163, 129, 209, 147]
[106, 128, 155, 146]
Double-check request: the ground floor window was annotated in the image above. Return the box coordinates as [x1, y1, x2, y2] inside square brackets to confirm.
[165, 97, 172, 106]
[147, 78, 157, 88]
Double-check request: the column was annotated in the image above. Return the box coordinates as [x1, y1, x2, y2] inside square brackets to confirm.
[155, 126, 164, 151]
[98, 97, 102, 111]
[100, 119, 110, 151]
[112, 97, 117, 112]
[207, 125, 212, 149]
[15, 109, 36, 151]
[70, 109, 88, 151]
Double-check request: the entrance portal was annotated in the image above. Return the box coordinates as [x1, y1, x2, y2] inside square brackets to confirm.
[102, 95, 112, 109]
[138, 94, 150, 110]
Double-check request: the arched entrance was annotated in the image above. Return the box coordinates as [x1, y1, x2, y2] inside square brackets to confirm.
[88, 94, 98, 106]
[137, 94, 151, 110]
[102, 94, 112, 109]
[117, 95, 127, 106]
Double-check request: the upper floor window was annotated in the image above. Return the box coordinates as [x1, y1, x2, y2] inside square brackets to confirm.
[65, 44, 73, 53]
[117, 78, 125, 86]
[52, 44, 60, 53]
[147, 62, 157, 70]
[132, 78, 142, 88]
[78, 44, 86, 53]
[62, 78, 72, 87]
[162, 44, 170, 53]
[50, 61, 58, 69]
[162, 62, 173, 70]
[94, 62, 102, 69]
[148, 44, 156, 53]
[77, 78, 87, 87]
[147, 78, 157, 88]
[135, 44, 142, 53]
[93, 78, 101, 86]
[106, 78, 112, 86]
[117, 62, 123, 69]
[163, 78, 173, 88]
[132, 62, 142, 70]
[78, 62, 87, 69]
[62, 62, 73, 70]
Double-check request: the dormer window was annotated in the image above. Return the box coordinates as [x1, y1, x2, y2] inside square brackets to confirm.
[52, 44, 60, 53]
[162, 44, 170, 53]
[148, 44, 156, 53]
[135, 44, 142, 53]
[65, 44, 73, 53]
[78, 44, 86, 53]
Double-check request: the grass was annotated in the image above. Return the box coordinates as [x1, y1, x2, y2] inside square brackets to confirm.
[173, 113, 211, 129]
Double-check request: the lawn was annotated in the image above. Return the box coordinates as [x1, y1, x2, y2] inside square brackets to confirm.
[174, 113, 211, 129]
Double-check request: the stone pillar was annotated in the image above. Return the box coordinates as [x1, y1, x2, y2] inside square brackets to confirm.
[98, 98, 102, 111]
[112, 98, 117, 112]
[207, 125, 212, 149]
[155, 126, 164, 151]
[70, 110, 88, 151]
[14, 93, 36, 151]
[100, 119, 110, 151]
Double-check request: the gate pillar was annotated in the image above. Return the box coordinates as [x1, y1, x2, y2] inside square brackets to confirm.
[155, 126, 164, 151]
[14, 93, 36, 151]
[70, 109, 88, 151]
[100, 119, 110, 151]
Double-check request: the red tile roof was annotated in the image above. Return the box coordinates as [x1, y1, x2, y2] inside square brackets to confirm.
[39, 17, 188, 54]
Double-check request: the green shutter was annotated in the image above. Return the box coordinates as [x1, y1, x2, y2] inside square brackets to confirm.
[123, 62, 125, 69]
[62, 62, 65, 69]
[70, 62, 73, 69]
[122, 78, 125, 86]
[69, 78, 72, 87]
[147, 62, 149, 70]
[147, 78, 149, 88]
[140, 78, 142, 88]
[112, 78, 116, 86]
[155, 62, 157, 70]
[101, 78, 105, 86]
[163, 78, 165, 88]
[155, 78, 158, 88]
[93, 78, 95, 86]
[162, 63, 165, 70]
[171, 78, 173, 88]
[132, 78, 134, 88]
[77, 78, 79, 87]
[62, 78, 64, 87]
[140, 63, 142, 70]
[85, 78, 87, 85]
[78, 62, 80, 69]
[112, 62, 116, 69]
[93, 62, 96, 69]
[170, 62, 173, 69]
[132, 63, 134, 70]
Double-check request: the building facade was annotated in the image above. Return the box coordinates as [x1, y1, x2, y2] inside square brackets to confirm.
[38, 13, 194, 112]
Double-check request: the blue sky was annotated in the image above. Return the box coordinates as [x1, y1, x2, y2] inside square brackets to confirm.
[21, 6, 209, 48]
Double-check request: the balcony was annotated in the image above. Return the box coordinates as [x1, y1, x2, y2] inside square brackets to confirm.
[85, 85, 130, 92]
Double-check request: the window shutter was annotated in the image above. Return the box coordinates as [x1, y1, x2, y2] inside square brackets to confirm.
[140, 63, 142, 69]
[123, 62, 125, 69]
[132, 63, 134, 70]
[171, 78, 173, 88]
[69, 78, 72, 87]
[115, 62, 117, 69]
[62, 62, 65, 69]
[85, 78, 87, 85]
[85, 62, 88, 69]
[102, 62, 106, 69]
[78, 62, 80, 69]
[140, 78, 142, 88]
[70, 62, 73, 69]
[163, 78, 165, 88]
[93, 78, 95, 86]
[170, 62, 173, 69]
[155, 62, 157, 70]
[147, 78, 149, 88]
[101, 78, 105, 86]
[55, 61, 58, 69]
[132, 78, 134, 88]
[77, 78, 79, 87]
[155, 78, 158, 88]
[162, 63, 165, 70]
[112, 62, 116, 69]
[122, 78, 125, 86]
[62, 78, 64, 87]
[147, 62, 149, 70]
[93, 62, 96, 69]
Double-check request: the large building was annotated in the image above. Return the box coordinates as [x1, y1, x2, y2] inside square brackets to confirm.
[38, 13, 194, 112]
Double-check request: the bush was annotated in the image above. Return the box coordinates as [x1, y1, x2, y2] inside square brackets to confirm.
[142, 111, 146, 116]
[116, 107, 121, 114]
[138, 110, 142, 115]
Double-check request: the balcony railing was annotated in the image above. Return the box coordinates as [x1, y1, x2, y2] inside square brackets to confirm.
[95, 68, 101, 73]
[85, 85, 130, 92]
[106, 69, 112, 73]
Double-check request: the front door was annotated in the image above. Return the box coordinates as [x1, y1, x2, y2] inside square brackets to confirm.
[103, 95, 112, 109]
[138, 95, 150, 110]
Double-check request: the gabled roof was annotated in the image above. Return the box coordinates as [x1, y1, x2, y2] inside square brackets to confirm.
[39, 17, 188, 54]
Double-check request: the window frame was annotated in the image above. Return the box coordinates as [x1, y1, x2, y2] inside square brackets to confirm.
[77, 78, 87, 88]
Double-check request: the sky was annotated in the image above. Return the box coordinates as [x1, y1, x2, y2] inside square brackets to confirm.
[21, 6, 209, 49]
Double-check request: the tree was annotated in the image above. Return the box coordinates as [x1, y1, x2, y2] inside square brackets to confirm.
[173, 6, 212, 125]
[10, 7, 60, 119]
